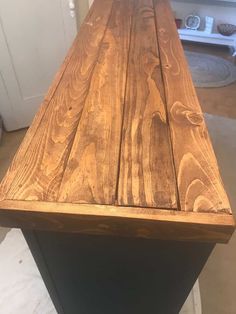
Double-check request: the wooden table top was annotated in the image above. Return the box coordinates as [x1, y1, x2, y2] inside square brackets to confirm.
[0, 0, 234, 243]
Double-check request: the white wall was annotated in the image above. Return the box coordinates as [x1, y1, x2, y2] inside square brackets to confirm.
[171, 0, 236, 32]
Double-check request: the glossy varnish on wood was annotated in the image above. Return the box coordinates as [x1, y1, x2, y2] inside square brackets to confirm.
[0, 0, 234, 243]
[58, 0, 133, 204]
[0, 0, 114, 202]
[118, 0, 176, 208]
[154, 0, 231, 214]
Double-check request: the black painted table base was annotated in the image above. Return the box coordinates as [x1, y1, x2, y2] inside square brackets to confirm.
[23, 230, 214, 314]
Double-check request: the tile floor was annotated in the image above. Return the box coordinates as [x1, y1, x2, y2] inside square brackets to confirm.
[0, 43, 235, 313]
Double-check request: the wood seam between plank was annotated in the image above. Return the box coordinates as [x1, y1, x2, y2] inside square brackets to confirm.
[152, 0, 181, 211]
[55, 1, 115, 200]
[0, 1, 115, 202]
[117, 0, 178, 209]
[114, 0, 135, 205]
[153, 0, 231, 213]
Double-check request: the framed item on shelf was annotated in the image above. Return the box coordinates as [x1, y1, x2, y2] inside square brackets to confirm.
[205, 16, 214, 34]
[185, 14, 201, 30]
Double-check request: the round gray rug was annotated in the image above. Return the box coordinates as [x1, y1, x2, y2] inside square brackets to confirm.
[185, 51, 236, 88]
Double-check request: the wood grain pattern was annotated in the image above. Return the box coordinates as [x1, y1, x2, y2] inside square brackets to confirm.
[118, 0, 176, 208]
[58, 0, 134, 204]
[0, 30, 79, 201]
[0, 200, 234, 243]
[0, 0, 114, 202]
[153, 0, 231, 213]
[0, 0, 234, 244]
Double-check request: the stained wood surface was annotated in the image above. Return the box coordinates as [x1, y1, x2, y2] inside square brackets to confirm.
[118, 0, 176, 208]
[58, 0, 134, 204]
[0, 200, 234, 243]
[0, 0, 234, 243]
[0, 0, 114, 202]
[153, 0, 231, 214]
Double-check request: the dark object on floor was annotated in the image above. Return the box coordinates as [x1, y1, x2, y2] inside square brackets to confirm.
[175, 18, 182, 29]
[217, 23, 236, 36]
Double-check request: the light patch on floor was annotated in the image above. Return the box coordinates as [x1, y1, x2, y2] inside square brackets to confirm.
[0, 229, 55, 314]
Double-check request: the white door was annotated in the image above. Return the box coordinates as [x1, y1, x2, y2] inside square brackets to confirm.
[0, 0, 77, 131]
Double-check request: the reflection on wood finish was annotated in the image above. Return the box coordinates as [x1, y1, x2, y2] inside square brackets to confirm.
[0, 0, 114, 202]
[118, 0, 176, 208]
[59, 0, 134, 204]
[154, 0, 231, 213]
[0, 0, 234, 243]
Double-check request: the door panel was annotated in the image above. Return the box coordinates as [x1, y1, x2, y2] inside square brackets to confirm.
[0, 0, 77, 131]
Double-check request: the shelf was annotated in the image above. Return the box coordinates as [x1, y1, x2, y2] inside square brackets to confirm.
[178, 29, 236, 54]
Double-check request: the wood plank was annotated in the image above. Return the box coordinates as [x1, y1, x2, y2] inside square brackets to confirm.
[0, 200, 234, 243]
[0, 0, 234, 245]
[58, 0, 134, 204]
[0, 30, 78, 201]
[153, 0, 231, 213]
[0, 0, 114, 202]
[118, 0, 177, 208]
